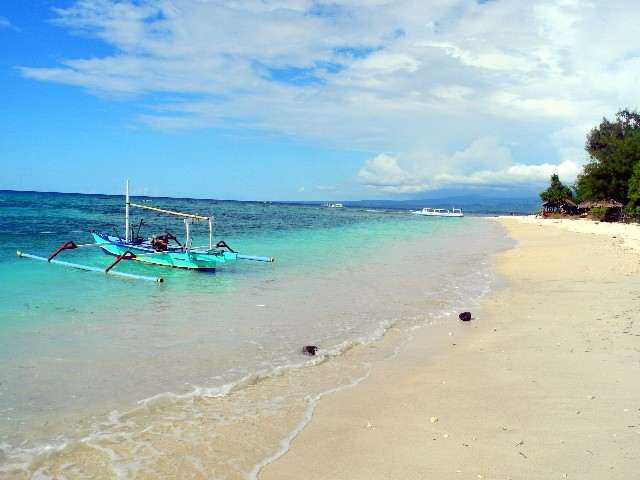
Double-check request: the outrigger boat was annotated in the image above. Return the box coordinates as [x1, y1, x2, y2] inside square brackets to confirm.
[16, 181, 274, 282]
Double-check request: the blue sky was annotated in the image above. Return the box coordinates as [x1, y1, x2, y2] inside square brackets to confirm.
[1, 1, 639, 201]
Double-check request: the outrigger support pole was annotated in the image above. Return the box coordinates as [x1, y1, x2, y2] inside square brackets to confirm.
[47, 240, 112, 261]
[215, 240, 236, 253]
[105, 250, 136, 273]
[48, 240, 78, 261]
[212, 240, 273, 263]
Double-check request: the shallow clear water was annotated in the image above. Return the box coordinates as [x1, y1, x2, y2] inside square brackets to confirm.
[0, 190, 512, 478]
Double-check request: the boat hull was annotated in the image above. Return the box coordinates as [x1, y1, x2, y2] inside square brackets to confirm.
[412, 212, 464, 217]
[91, 232, 236, 272]
[411, 207, 463, 217]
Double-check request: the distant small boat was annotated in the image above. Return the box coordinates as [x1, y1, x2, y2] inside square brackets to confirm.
[411, 207, 464, 217]
[323, 203, 344, 208]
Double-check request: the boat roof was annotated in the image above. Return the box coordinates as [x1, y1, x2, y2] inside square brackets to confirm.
[129, 202, 209, 220]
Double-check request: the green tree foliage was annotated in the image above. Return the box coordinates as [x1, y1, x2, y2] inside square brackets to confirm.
[626, 157, 640, 211]
[540, 174, 573, 202]
[576, 109, 640, 204]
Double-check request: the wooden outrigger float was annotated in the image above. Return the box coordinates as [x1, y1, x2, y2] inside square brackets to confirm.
[17, 181, 274, 282]
[16, 248, 164, 283]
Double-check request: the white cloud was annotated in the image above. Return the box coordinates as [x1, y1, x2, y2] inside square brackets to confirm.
[357, 153, 413, 186]
[1, 16, 21, 31]
[357, 137, 582, 194]
[16, 0, 640, 196]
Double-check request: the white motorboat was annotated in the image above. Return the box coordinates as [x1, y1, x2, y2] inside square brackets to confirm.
[411, 207, 464, 217]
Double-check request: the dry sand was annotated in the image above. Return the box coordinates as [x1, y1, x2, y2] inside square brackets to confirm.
[259, 216, 640, 479]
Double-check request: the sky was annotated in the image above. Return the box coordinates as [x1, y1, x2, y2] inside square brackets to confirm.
[1, 0, 639, 201]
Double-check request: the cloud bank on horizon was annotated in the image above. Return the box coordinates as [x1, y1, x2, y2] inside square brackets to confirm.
[8, 0, 640, 198]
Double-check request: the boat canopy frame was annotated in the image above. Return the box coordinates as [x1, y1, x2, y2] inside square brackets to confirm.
[125, 180, 213, 251]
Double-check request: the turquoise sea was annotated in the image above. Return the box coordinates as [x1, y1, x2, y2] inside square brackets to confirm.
[0, 190, 513, 479]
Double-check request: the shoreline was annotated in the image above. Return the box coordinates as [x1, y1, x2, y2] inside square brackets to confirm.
[259, 216, 640, 479]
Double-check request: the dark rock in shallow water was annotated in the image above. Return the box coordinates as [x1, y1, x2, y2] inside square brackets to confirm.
[459, 312, 472, 321]
[302, 345, 318, 355]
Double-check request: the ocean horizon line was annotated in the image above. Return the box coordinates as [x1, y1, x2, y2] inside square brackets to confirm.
[0, 188, 541, 214]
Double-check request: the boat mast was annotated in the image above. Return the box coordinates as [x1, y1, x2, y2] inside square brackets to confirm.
[184, 218, 191, 251]
[125, 180, 130, 242]
[209, 217, 213, 250]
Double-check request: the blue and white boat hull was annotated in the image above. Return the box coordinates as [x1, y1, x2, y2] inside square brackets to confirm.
[91, 232, 233, 272]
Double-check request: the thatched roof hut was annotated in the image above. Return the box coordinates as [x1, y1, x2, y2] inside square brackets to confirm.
[541, 199, 578, 216]
[578, 199, 623, 209]
[577, 199, 624, 222]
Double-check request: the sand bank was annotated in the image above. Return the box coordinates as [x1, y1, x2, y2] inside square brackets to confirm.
[259, 216, 640, 479]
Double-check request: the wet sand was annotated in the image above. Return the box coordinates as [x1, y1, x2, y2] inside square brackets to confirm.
[259, 216, 640, 479]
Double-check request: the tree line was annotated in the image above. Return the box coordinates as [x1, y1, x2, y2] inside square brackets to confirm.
[540, 108, 640, 212]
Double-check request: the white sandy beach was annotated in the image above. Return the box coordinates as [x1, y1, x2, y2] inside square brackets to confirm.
[259, 216, 640, 479]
